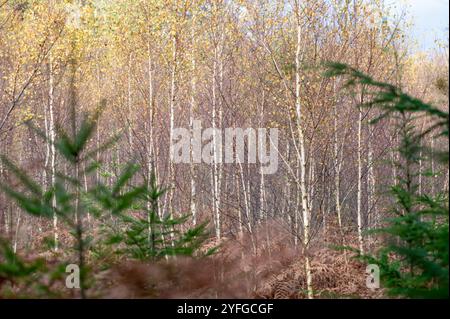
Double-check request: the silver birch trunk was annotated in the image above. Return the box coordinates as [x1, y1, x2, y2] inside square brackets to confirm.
[190, 15, 197, 225]
[48, 55, 58, 252]
[294, 4, 313, 299]
[357, 109, 364, 254]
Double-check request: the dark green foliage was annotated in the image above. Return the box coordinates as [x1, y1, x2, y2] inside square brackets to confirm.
[0, 105, 215, 297]
[0, 239, 68, 298]
[0, 240, 44, 283]
[103, 175, 216, 261]
[91, 162, 147, 216]
[326, 62, 449, 299]
[0, 157, 55, 218]
[0, 107, 113, 298]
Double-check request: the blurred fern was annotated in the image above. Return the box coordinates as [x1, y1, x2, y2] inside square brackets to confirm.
[102, 174, 216, 261]
[326, 62, 449, 299]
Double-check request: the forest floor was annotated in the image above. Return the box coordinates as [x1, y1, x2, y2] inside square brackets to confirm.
[2, 221, 385, 299]
[90, 223, 385, 299]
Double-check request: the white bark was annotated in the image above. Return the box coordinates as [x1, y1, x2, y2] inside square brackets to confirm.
[258, 90, 267, 222]
[211, 42, 221, 240]
[0, 159, 6, 235]
[127, 53, 133, 152]
[236, 172, 244, 239]
[334, 103, 343, 233]
[356, 109, 364, 254]
[83, 165, 90, 227]
[367, 120, 378, 251]
[238, 160, 256, 254]
[146, 36, 155, 245]
[308, 157, 315, 216]
[48, 55, 58, 252]
[431, 137, 435, 195]
[95, 50, 101, 187]
[190, 14, 198, 225]
[13, 209, 21, 253]
[167, 34, 177, 222]
[294, 4, 313, 299]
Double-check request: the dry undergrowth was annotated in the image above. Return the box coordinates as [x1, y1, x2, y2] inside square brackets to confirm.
[1, 220, 384, 298]
[94, 222, 384, 299]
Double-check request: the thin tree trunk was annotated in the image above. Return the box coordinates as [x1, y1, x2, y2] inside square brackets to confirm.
[13, 137, 22, 253]
[239, 161, 255, 254]
[294, 4, 313, 299]
[127, 53, 134, 153]
[236, 172, 244, 239]
[259, 90, 266, 221]
[48, 55, 58, 252]
[167, 32, 178, 248]
[357, 108, 365, 254]
[367, 124, 377, 247]
[83, 166, 90, 228]
[334, 103, 343, 234]
[333, 101, 349, 264]
[190, 14, 197, 225]
[211, 43, 221, 240]
[146, 31, 155, 244]
[431, 137, 435, 195]
[168, 35, 177, 209]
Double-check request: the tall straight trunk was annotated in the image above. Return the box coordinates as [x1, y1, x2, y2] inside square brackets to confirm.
[284, 142, 292, 231]
[48, 55, 58, 252]
[308, 158, 315, 215]
[8, 206, 13, 242]
[259, 90, 266, 222]
[431, 137, 435, 195]
[294, 156, 300, 247]
[238, 161, 256, 254]
[146, 36, 157, 246]
[40, 100, 51, 234]
[83, 165, 90, 228]
[259, 89, 269, 255]
[211, 43, 221, 240]
[234, 169, 247, 269]
[190, 15, 197, 225]
[333, 101, 349, 264]
[167, 35, 178, 220]
[259, 169, 266, 221]
[294, 5, 313, 299]
[367, 124, 377, 236]
[418, 146, 423, 195]
[13, 208, 21, 253]
[43, 102, 50, 189]
[13, 142, 23, 253]
[74, 157, 85, 299]
[322, 166, 328, 234]
[210, 0, 225, 240]
[390, 122, 399, 187]
[333, 103, 344, 234]
[95, 53, 101, 187]
[0, 159, 6, 235]
[235, 172, 244, 239]
[69, 55, 85, 299]
[127, 53, 134, 153]
[217, 24, 225, 219]
[356, 108, 364, 254]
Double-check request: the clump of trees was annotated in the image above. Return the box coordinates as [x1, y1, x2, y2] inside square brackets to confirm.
[0, 0, 448, 299]
[327, 63, 449, 299]
[0, 102, 213, 298]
